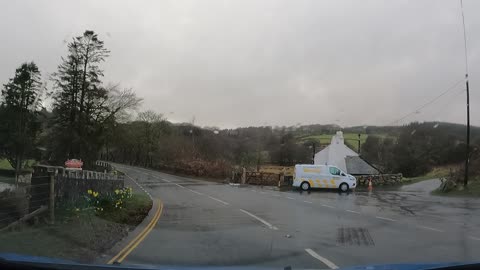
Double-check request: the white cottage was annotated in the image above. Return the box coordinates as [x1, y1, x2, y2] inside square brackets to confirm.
[314, 131, 379, 175]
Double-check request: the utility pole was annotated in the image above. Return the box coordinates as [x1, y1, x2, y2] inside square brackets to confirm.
[464, 75, 470, 187]
[461, 0, 470, 187]
[312, 142, 316, 164]
[358, 134, 361, 155]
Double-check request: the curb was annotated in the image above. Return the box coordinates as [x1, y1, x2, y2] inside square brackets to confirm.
[100, 200, 162, 264]
[99, 163, 161, 264]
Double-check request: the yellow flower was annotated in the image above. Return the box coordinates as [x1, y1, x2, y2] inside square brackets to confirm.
[87, 189, 92, 195]
[93, 191, 99, 198]
[114, 189, 120, 195]
[75, 208, 80, 212]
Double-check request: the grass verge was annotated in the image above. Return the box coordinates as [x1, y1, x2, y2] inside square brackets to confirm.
[0, 193, 152, 263]
[0, 159, 37, 170]
[402, 165, 456, 184]
[431, 178, 480, 197]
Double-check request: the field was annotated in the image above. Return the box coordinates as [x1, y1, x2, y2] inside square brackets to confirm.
[0, 159, 36, 170]
[0, 159, 12, 170]
[298, 133, 368, 152]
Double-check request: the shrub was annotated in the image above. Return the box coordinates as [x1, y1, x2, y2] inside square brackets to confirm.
[84, 187, 133, 213]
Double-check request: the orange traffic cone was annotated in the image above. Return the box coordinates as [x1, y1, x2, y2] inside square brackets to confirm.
[368, 178, 373, 191]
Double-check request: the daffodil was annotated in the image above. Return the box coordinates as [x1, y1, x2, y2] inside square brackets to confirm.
[87, 189, 92, 195]
[114, 189, 120, 195]
[93, 191, 99, 198]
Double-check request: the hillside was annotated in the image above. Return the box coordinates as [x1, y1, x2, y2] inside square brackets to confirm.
[297, 133, 368, 152]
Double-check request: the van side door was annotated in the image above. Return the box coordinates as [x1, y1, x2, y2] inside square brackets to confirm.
[328, 166, 342, 188]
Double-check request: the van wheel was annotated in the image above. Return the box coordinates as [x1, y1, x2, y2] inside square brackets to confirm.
[339, 183, 349, 192]
[301, 182, 310, 191]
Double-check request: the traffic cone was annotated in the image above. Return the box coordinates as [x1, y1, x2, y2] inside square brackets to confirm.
[368, 178, 373, 191]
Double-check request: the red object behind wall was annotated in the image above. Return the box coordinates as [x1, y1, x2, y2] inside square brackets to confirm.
[65, 159, 83, 169]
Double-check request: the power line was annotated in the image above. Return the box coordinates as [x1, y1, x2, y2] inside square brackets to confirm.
[429, 89, 466, 122]
[387, 78, 464, 126]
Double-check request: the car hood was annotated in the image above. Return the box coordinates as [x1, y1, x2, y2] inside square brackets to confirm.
[0, 253, 478, 270]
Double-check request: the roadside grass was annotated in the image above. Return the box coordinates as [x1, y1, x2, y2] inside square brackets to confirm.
[98, 193, 152, 226]
[431, 179, 480, 197]
[0, 192, 152, 263]
[403, 165, 455, 184]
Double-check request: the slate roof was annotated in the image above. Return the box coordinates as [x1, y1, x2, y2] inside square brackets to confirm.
[345, 156, 379, 175]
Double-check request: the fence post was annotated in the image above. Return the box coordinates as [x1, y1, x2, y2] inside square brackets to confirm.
[241, 167, 246, 184]
[49, 172, 55, 224]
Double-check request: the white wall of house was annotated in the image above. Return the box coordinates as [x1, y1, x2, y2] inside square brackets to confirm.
[314, 131, 358, 172]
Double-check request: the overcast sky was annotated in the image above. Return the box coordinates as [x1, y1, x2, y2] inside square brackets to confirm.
[1, 0, 479, 128]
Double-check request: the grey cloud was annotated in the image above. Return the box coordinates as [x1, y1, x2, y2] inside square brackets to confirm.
[1, 0, 479, 128]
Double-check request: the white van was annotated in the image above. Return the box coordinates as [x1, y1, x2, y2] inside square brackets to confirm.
[292, 164, 357, 192]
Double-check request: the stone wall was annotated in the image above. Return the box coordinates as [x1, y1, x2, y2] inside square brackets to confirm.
[245, 172, 281, 186]
[55, 176, 124, 205]
[32, 165, 124, 206]
[356, 174, 403, 186]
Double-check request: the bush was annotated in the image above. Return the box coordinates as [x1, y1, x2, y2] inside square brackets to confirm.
[157, 159, 231, 179]
[0, 188, 29, 226]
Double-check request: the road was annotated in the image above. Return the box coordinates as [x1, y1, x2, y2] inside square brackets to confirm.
[113, 163, 480, 269]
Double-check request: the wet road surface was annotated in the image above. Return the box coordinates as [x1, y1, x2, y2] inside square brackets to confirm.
[113, 164, 480, 269]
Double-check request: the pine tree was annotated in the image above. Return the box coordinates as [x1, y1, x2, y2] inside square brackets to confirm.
[51, 30, 110, 160]
[0, 62, 43, 180]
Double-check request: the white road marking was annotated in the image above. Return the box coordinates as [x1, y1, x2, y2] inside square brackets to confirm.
[141, 171, 171, 183]
[303, 200, 313, 204]
[375, 216, 396, 222]
[150, 174, 171, 183]
[305, 248, 339, 269]
[259, 191, 267, 194]
[158, 177, 171, 183]
[124, 174, 152, 200]
[321, 204, 335, 209]
[208, 196, 230, 205]
[469, 236, 480, 241]
[175, 184, 186, 189]
[272, 194, 281, 197]
[417, 225, 444, 232]
[286, 196, 296, 200]
[346, 210, 360, 214]
[239, 209, 278, 230]
[187, 189, 204, 196]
